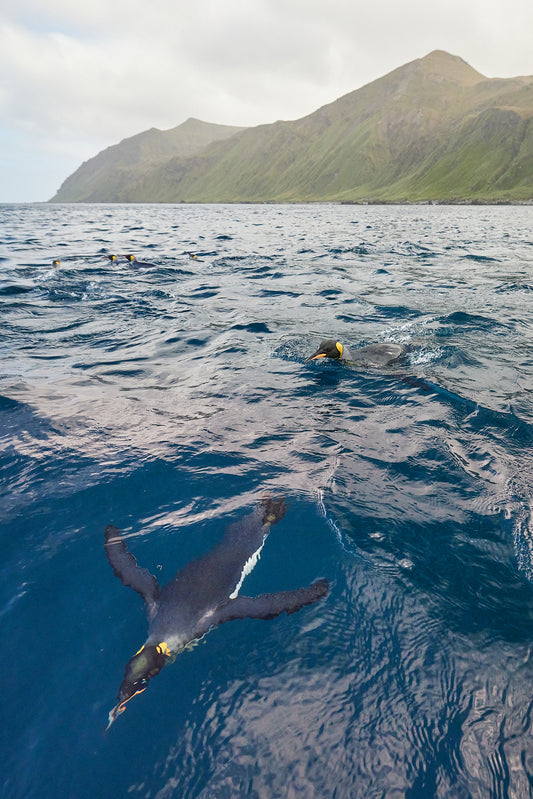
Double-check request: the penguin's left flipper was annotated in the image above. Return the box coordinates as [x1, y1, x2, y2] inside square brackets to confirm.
[105, 525, 160, 610]
[214, 579, 329, 624]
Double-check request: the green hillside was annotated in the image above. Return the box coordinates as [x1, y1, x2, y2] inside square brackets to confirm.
[50, 118, 247, 202]
[51, 51, 533, 203]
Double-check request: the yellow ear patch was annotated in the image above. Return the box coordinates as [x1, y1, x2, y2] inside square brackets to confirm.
[336, 342, 343, 357]
[157, 642, 171, 656]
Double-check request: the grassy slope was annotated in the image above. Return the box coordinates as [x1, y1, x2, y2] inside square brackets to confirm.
[50, 119, 247, 202]
[52, 52, 533, 203]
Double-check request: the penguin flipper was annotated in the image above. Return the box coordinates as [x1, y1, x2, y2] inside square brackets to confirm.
[212, 579, 329, 625]
[105, 525, 160, 608]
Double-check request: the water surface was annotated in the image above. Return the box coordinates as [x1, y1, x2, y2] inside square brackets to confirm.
[2, 203, 533, 798]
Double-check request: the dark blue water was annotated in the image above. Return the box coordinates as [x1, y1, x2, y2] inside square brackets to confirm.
[2, 202, 533, 798]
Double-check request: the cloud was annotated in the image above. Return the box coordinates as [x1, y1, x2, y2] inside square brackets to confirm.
[1, 0, 533, 200]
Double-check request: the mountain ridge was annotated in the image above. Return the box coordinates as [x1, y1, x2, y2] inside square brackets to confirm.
[50, 51, 533, 203]
[51, 118, 247, 203]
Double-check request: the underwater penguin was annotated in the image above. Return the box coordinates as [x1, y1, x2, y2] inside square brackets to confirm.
[104, 498, 328, 728]
[306, 338, 408, 368]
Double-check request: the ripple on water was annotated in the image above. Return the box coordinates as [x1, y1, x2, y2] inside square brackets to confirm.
[2, 203, 533, 798]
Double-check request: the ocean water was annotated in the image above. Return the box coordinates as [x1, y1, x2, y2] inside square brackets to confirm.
[1, 202, 533, 799]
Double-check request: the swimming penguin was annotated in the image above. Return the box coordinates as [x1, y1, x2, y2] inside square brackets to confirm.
[185, 251, 204, 262]
[306, 339, 408, 368]
[52, 259, 60, 267]
[104, 498, 328, 728]
[106, 254, 119, 262]
[123, 254, 155, 268]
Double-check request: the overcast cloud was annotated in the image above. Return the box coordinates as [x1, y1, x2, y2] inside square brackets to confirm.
[1, 0, 533, 202]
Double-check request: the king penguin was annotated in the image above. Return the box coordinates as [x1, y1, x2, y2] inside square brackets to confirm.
[306, 338, 408, 368]
[104, 497, 328, 728]
[123, 254, 155, 268]
[185, 251, 204, 262]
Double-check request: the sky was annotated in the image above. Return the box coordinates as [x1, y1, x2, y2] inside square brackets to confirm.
[1, 0, 533, 203]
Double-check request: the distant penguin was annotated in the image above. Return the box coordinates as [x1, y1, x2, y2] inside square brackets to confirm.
[106, 254, 119, 262]
[185, 251, 204, 262]
[306, 338, 408, 368]
[123, 254, 155, 268]
[104, 498, 328, 728]
[52, 259, 60, 267]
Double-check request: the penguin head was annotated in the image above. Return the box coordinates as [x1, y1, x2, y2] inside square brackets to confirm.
[306, 339, 343, 362]
[124, 254, 136, 262]
[52, 259, 60, 267]
[107, 254, 118, 262]
[107, 643, 170, 728]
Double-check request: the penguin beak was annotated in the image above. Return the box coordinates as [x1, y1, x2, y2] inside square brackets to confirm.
[105, 684, 148, 730]
[106, 702, 127, 731]
[305, 349, 327, 363]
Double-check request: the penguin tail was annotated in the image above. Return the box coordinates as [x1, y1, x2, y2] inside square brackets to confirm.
[260, 496, 287, 526]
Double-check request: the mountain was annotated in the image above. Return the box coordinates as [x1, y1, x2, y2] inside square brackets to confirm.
[51, 118, 247, 202]
[50, 51, 533, 203]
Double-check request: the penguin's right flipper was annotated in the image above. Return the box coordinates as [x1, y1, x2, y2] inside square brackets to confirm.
[105, 525, 160, 608]
[213, 579, 329, 625]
